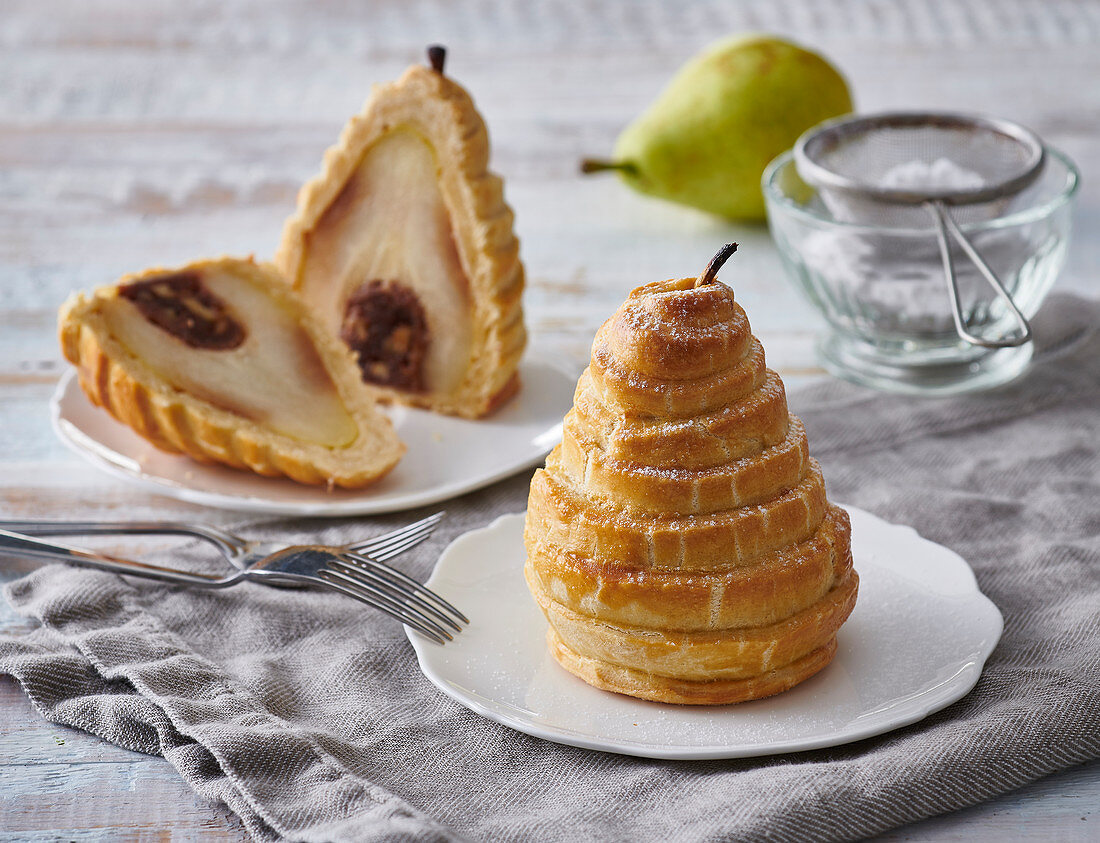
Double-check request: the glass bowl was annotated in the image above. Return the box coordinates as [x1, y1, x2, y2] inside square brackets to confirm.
[762, 145, 1079, 394]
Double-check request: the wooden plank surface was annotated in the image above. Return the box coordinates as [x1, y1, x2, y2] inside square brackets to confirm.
[1, 0, 1098, 839]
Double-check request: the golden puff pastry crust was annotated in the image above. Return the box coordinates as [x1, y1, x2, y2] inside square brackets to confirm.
[546, 626, 839, 706]
[59, 257, 405, 489]
[275, 47, 525, 419]
[525, 504, 853, 632]
[524, 253, 857, 705]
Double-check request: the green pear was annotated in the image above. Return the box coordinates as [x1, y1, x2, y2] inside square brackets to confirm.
[583, 34, 852, 221]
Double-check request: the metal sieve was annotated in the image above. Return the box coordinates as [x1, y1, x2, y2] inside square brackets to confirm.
[793, 112, 1046, 349]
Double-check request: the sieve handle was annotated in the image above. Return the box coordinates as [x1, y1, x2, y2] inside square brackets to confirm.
[926, 201, 1032, 349]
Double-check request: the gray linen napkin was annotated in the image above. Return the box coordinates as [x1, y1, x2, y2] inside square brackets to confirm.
[3, 293, 1099, 842]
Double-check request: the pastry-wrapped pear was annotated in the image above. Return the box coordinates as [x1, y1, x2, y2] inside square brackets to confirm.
[277, 46, 525, 419]
[59, 257, 404, 488]
[525, 245, 857, 705]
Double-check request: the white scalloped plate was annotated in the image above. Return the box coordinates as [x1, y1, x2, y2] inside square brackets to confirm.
[50, 357, 575, 516]
[408, 508, 1003, 760]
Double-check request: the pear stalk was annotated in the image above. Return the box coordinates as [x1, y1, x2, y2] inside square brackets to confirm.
[696, 243, 738, 288]
[580, 159, 638, 177]
[427, 45, 446, 74]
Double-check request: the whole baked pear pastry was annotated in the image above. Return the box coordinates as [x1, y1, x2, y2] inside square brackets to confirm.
[59, 257, 405, 488]
[276, 46, 526, 419]
[524, 245, 857, 705]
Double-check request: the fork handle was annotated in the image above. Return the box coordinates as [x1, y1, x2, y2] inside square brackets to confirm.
[0, 529, 239, 588]
[0, 520, 247, 555]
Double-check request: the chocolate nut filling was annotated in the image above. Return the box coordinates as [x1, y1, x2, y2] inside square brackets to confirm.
[340, 280, 429, 391]
[120, 271, 246, 350]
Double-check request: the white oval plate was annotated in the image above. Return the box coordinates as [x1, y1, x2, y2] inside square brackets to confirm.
[408, 508, 1003, 760]
[51, 357, 575, 516]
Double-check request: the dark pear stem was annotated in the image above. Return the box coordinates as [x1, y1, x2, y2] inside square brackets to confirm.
[580, 158, 637, 177]
[696, 243, 738, 288]
[427, 45, 446, 74]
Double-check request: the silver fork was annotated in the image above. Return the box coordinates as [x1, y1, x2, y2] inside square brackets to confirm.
[0, 512, 443, 574]
[0, 512, 465, 644]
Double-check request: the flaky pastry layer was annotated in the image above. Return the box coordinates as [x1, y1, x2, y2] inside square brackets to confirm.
[532, 568, 858, 683]
[526, 505, 851, 631]
[528, 459, 829, 571]
[548, 626, 839, 706]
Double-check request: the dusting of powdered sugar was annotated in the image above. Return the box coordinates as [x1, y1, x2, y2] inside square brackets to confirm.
[877, 157, 986, 191]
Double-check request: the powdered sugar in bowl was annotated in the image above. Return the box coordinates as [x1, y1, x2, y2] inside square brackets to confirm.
[762, 142, 1078, 394]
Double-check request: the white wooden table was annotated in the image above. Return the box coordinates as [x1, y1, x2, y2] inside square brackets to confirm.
[1, 1, 1097, 838]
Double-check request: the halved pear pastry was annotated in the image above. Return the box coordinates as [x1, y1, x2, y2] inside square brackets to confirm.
[59, 257, 405, 488]
[276, 46, 526, 419]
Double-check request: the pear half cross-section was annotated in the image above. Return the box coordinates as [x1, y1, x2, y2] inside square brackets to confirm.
[59, 257, 405, 488]
[276, 48, 526, 418]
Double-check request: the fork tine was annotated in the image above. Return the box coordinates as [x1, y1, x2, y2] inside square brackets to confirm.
[362, 525, 434, 564]
[257, 565, 449, 643]
[343, 550, 469, 625]
[367, 529, 437, 564]
[345, 511, 444, 555]
[327, 557, 462, 632]
[315, 571, 450, 643]
[345, 524, 438, 563]
[318, 569, 454, 641]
